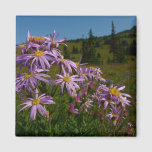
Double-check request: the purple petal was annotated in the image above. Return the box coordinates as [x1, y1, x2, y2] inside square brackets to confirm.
[30, 105, 37, 120]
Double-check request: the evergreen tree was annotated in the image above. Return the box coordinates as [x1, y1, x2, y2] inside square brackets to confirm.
[82, 29, 97, 63]
[110, 21, 117, 63]
[72, 46, 79, 54]
[97, 52, 101, 58]
[63, 45, 70, 59]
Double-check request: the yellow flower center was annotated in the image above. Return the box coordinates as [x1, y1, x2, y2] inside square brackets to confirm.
[34, 51, 44, 58]
[84, 101, 88, 105]
[98, 76, 102, 79]
[109, 88, 120, 97]
[32, 98, 41, 105]
[28, 36, 32, 41]
[81, 73, 86, 76]
[113, 119, 117, 125]
[63, 76, 71, 83]
[50, 40, 56, 44]
[18, 44, 25, 48]
[75, 62, 79, 67]
[73, 94, 77, 97]
[120, 98, 124, 102]
[28, 36, 45, 44]
[24, 72, 34, 79]
[43, 110, 49, 117]
[90, 66, 94, 70]
[60, 58, 67, 63]
[96, 69, 99, 72]
[113, 113, 118, 117]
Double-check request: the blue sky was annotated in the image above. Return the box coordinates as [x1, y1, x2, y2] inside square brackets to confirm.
[16, 16, 136, 45]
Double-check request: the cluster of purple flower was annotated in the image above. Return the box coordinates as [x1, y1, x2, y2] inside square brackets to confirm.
[16, 30, 131, 126]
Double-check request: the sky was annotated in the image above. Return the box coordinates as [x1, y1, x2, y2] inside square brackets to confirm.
[16, 16, 136, 45]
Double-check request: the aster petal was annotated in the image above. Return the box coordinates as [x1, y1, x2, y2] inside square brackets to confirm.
[34, 75, 49, 83]
[66, 83, 71, 95]
[61, 82, 65, 94]
[118, 86, 125, 91]
[39, 57, 46, 71]
[18, 104, 32, 113]
[30, 105, 37, 120]
[41, 56, 51, 68]
[104, 101, 109, 110]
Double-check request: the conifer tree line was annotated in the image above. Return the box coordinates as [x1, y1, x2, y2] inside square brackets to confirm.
[81, 29, 99, 64]
[64, 21, 136, 64]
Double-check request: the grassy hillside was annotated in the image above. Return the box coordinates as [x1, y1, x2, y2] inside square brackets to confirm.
[58, 26, 136, 64]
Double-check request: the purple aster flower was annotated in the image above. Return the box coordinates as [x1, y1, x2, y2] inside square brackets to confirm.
[97, 84, 109, 92]
[82, 88, 88, 96]
[106, 104, 122, 126]
[16, 69, 50, 93]
[57, 55, 77, 73]
[69, 104, 79, 114]
[92, 67, 103, 77]
[16, 49, 56, 71]
[44, 30, 67, 49]
[95, 76, 106, 82]
[109, 85, 132, 99]
[72, 92, 82, 104]
[81, 99, 93, 112]
[92, 92, 103, 107]
[16, 44, 29, 54]
[75, 57, 88, 68]
[26, 30, 46, 49]
[119, 96, 131, 107]
[78, 67, 90, 81]
[54, 67, 84, 95]
[18, 89, 55, 120]
[89, 81, 95, 88]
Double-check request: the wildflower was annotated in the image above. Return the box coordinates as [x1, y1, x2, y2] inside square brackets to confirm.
[72, 92, 82, 104]
[18, 89, 55, 120]
[44, 30, 67, 49]
[54, 67, 84, 95]
[78, 67, 90, 81]
[101, 94, 114, 110]
[125, 109, 129, 116]
[82, 88, 88, 96]
[16, 49, 55, 71]
[92, 93, 102, 107]
[128, 122, 133, 127]
[89, 67, 103, 79]
[106, 104, 121, 125]
[69, 104, 79, 114]
[27, 30, 45, 48]
[92, 67, 103, 77]
[57, 55, 77, 73]
[75, 57, 88, 68]
[97, 76, 106, 82]
[89, 81, 95, 88]
[16, 69, 50, 93]
[119, 96, 131, 107]
[81, 99, 93, 112]
[109, 85, 131, 98]
[16, 44, 29, 54]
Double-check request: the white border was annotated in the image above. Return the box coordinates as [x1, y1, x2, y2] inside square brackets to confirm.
[0, 0, 152, 151]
